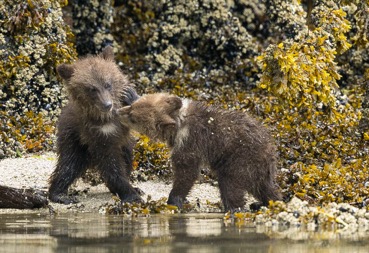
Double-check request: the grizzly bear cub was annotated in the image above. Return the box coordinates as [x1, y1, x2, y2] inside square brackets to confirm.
[118, 93, 282, 211]
[49, 46, 142, 204]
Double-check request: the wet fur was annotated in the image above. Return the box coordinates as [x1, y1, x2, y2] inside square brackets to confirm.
[49, 46, 142, 204]
[119, 93, 282, 211]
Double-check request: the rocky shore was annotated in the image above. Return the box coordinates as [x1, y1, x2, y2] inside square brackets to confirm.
[1, 152, 369, 241]
[0, 152, 226, 214]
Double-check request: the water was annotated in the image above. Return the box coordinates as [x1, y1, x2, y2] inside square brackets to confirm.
[0, 213, 368, 253]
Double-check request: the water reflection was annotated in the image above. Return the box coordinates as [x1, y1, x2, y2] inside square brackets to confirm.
[0, 213, 368, 253]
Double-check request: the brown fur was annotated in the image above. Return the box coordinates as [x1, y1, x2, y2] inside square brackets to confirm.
[118, 93, 282, 211]
[48, 46, 142, 204]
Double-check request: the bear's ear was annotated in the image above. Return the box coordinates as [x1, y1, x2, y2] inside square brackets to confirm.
[165, 96, 182, 111]
[100, 45, 114, 60]
[161, 115, 176, 128]
[56, 64, 74, 80]
[160, 115, 177, 141]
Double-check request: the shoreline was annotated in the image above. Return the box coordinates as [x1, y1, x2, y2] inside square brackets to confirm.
[0, 152, 229, 214]
[0, 152, 369, 240]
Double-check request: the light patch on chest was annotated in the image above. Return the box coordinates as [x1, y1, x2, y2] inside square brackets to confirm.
[99, 122, 117, 135]
[174, 99, 190, 148]
[175, 125, 189, 148]
[178, 98, 190, 121]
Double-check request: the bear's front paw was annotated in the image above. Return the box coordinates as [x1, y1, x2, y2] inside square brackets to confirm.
[133, 187, 145, 196]
[49, 193, 79, 204]
[249, 201, 264, 211]
[121, 193, 144, 204]
[167, 195, 184, 209]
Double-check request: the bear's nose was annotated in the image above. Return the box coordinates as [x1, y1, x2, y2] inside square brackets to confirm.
[103, 101, 113, 111]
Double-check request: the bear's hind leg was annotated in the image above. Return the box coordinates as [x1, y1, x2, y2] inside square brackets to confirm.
[218, 176, 246, 212]
[252, 179, 282, 207]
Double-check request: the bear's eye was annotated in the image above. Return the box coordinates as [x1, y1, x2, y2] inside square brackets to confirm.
[105, 82, 112, 91]
[88, 87, 98, 93]
[128, 112, 137, 124]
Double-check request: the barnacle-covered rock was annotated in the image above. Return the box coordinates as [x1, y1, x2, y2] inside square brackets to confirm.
[229, 0, 268, 37]
[0, 0, 77, 157]
[264, 0, 306, 40]
[145, 0, 259, 89]
[226, 197, 369, 232]
[113, 0, 264, 93]
[68, 0, 114, 55]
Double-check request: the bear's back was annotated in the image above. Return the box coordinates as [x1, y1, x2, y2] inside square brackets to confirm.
[177, 101, 276, 163]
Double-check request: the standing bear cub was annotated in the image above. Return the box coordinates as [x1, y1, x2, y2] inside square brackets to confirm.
[118, 93, 282, 211]
[49, 46, 143, 204]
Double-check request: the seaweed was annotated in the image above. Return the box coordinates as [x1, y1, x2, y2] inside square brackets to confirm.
[131, 135, 172, 181]
[256, 2, 369, 205]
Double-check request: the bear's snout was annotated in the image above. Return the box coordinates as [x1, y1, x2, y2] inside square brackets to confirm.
[102, 100, 113, 111]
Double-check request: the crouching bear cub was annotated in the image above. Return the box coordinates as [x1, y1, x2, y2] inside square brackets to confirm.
[118, 93, 282, 211]
[49, 46, 143, 204]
